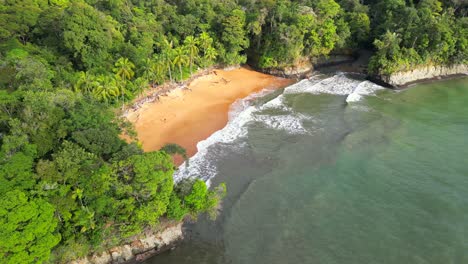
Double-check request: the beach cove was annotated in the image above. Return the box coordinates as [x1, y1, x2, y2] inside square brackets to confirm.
[142, 75, 468, 264]
[126, 67, 293, 162]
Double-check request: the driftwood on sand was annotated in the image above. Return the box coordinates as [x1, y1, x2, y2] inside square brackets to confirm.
[122, 68, 219, 117]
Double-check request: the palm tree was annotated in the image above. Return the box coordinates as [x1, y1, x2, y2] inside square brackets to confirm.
[204, 47, 218, 65]
[92, 75, 119, 104]
[198, 32, 213, 51]
[74, 71, 96, 94]
[161, 49, 174, 83]
[198, 32, 216, 67]
[159, 38, 175, 83]
[113, 57, 135, 106]
[172, 47, 189, 81]
[152, 55, 166, 85]
[141, 58, 156, 85]
[184, 36, 199, 74]
[133, 77, 149, 97]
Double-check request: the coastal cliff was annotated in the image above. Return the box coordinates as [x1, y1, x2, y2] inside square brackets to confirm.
[376, 64, 468, 88]
[69, 222, 183, 264]
[258, 53, 467, 88]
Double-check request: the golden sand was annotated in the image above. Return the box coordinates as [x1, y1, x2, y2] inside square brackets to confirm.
[126, 67, 293, 163]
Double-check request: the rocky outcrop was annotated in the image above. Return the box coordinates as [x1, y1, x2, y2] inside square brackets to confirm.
[69, 222, 183, 264]
[259, 54, 356, 78]
[377, 64, 468, 87]
[263, 57, 314, 78]
[311, 54, 355, 68]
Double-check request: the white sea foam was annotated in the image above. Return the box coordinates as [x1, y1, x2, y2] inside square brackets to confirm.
[175, 74, 385, 183]
[284, 74, 384, 103]
[346, 80, 384, 103]
[254, 113, 310, 134]
[261, 94, 286, 110]
[284, 74, 362, 95]
[175, 88, 310, 182]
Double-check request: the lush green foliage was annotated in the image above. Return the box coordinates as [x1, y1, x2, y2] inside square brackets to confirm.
[1, 0, 465, 96]
[0, 89, 224, 262]
[0, 190, 61, 264]
[0, 0, 466, 262]
[367, 0, 468, 74]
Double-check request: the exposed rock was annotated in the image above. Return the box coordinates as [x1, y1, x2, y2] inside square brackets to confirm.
[69, 258, 91, 264]
[110, 245, 133, 263]
[89, 252, 112, 264]
[157, 224, 184, 245]
[263, 57, 313, 78]
[312, 54, 355, 68]
[377, 64, 468, 87]
[68, 222, 183, 264]
[259, 54, 356, 78]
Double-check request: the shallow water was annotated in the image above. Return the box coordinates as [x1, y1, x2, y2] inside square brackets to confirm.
[145, 76, 468, 264]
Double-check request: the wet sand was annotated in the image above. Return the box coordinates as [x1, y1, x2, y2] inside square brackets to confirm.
[127, 67, 293, 163]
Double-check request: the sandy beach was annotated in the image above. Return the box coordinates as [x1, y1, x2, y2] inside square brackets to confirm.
[126, 67, 293, 163]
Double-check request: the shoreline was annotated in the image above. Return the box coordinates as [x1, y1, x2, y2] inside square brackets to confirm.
[251, 51, 467, 89]
[117, 65, 467, 264]
[125, 62, 467, 164]
[126, 67, 294, 164]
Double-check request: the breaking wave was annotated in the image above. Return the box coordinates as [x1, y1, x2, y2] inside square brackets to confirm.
[174, 74, 384, 182]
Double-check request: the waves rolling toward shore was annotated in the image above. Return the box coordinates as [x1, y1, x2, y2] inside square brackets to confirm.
[175, 73, 384, 183]
[148, 76, 468, 264]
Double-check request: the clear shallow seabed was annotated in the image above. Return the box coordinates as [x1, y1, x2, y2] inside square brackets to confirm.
[145, 75, 468, 264]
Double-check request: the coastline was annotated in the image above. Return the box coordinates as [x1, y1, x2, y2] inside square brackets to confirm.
[374, 64, 468, 88]
[70, 221, 184, 264]
[252, 51, 467, 89]
[69, 67, 292, 264]
[116, 62, 466, 264]
[126, 66, 294, 164]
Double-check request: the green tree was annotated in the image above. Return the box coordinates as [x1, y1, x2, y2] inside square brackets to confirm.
[347, 12, 371, 46]
[62, 1, 123, 68]
[0, 190, 61, 264]
[203, 47, 218, 67]
[0, 0, 44, 44]
[113, 57, 135, 104]
[74, 71, 97, 94]
[140, 58, 156, 85]
[198, 32, 213, 51]
[172, 47, 189, 81]
[114, 151, 174, 232]
[184, 36, 199, 74]
[159, 38, 175, 83]
[183, 179, 227, 219]
[151, 55, 167, 84]
[221, 9, 249, 65]
[91, 75, 120, 104]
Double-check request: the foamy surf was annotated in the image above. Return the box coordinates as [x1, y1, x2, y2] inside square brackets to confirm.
[175, 88, 282, 182]
[285, 73, 384, 103]
[346, 80, 384, 103]
[175, 88, 311, 182]
[175, 74, 385, 183]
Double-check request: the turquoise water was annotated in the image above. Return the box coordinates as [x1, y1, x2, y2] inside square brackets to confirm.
[145, 76, 468, 264]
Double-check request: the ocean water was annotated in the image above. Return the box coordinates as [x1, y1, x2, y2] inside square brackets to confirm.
[145, 75, 468, 264]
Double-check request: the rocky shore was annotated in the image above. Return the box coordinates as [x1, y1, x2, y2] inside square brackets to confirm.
[256, 54, 356, 78]
[375, 64, 468, 88]
[69, 222, 183, 264]
[255, 52, 467, 88]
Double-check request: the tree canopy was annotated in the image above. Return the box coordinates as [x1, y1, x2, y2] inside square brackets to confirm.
[0, 0, 466, 262]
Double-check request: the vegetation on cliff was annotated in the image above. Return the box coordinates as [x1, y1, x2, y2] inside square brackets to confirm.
[0, 0, 466, 263]
[367, 0, 467, 75]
